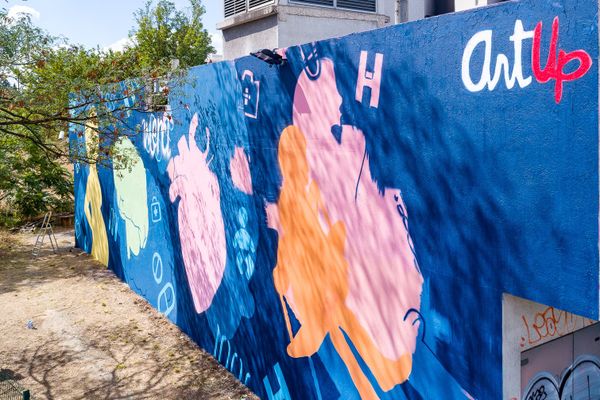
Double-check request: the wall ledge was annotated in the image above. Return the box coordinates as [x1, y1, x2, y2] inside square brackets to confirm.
[217, 5, 279, 31]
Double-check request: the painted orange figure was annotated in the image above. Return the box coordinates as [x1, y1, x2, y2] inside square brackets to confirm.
[273, 126, 412, 399]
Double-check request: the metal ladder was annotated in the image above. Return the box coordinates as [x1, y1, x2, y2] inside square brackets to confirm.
[32, 211, 58, 258]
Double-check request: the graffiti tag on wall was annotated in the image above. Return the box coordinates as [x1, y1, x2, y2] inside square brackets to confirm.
[520, 306, 595, 348]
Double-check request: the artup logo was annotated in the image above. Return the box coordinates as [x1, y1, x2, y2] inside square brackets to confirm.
[531, 17, 592, 104]
[462, 17, 592, 104]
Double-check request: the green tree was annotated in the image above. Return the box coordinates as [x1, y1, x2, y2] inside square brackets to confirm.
[0, 2, 213, 224]
[0, 9, 78, 223]
[130, 0, 214, 71]
[0, 134, 72, 222]
[0, 8, 143, 164]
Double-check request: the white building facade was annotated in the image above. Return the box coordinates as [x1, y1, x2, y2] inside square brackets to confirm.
[217, 0, 506, 60]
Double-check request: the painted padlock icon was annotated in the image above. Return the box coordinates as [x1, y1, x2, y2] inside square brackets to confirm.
[151, 196, 161, 223]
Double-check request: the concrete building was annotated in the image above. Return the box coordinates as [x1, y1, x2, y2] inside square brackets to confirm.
[217, 0, 507, 60]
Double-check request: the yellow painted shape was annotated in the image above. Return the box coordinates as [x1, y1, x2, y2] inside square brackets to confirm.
[83, 121, 109, 266]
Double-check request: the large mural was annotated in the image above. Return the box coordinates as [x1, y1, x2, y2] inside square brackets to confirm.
[70, 0, 599, 398]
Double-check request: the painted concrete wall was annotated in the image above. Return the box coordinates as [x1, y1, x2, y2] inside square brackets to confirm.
[218, 0, 509, 60]
[502, 295, 597, 400]
[221, 13, 279, 60]
[455, 0, 486, 12]
[408, 0, 425, 21]
[278, 6, 390, 49]
[420, 0, 508, 18]
[219, 2, 392, 59]
[519, 323, 600, 398]
[71, 0, 599, 398]
[278, 0, 396, 22]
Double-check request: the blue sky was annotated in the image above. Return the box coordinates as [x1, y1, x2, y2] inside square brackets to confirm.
[4, 0, 224, 54]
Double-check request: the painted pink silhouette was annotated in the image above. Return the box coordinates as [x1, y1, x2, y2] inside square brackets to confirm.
[292, 58, 424, 365]
[167, 113, 226, 313]
[230, 146, 253, 194]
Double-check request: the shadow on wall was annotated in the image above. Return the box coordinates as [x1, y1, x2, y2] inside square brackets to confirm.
[70, 0, 599, 398]
[306, 39, 531, 396]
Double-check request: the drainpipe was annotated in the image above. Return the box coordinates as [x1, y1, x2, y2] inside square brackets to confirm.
[396, 0, 408, 23]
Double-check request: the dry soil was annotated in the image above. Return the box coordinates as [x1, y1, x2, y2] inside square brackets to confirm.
[0, 229, 259, 400]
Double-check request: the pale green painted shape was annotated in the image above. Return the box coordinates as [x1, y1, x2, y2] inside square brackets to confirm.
[113, 137, 148, 259]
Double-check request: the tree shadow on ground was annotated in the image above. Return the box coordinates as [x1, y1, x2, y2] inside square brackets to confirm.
[0, 230, 97, 295]
[0, 230, 256, 400]
[16, 324, 252, 400]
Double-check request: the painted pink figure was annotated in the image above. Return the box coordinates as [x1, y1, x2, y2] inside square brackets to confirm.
[292, 59, 424, 369]
[167, 113, 227, 313]
[230, 146, 253, 195]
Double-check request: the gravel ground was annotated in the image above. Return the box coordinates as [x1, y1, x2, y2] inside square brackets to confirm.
[0, 229, 258, 400]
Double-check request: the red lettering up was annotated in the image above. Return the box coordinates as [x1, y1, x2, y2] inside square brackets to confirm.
[532, 16, 592, 104]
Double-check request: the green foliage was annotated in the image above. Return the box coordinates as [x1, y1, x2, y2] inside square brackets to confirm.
[0, 8, 143, 163]
[0, 134, 72, 225]
[130, 0, 214, 71]
[0, 1, 213, 224]
[0, 9, 73, 224]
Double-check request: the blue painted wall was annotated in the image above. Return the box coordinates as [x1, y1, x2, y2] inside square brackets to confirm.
[71, 0, 599, 398]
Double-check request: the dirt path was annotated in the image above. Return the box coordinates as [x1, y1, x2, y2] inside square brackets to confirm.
[0, 229, 258, 400]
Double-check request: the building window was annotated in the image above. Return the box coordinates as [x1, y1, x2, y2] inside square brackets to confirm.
[249, 0, 273, 9]
[291, 0, 376, 13]
[336, 0, 376, 12]
[292, 0, 334, 6]
[224, 0, 273, 18]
